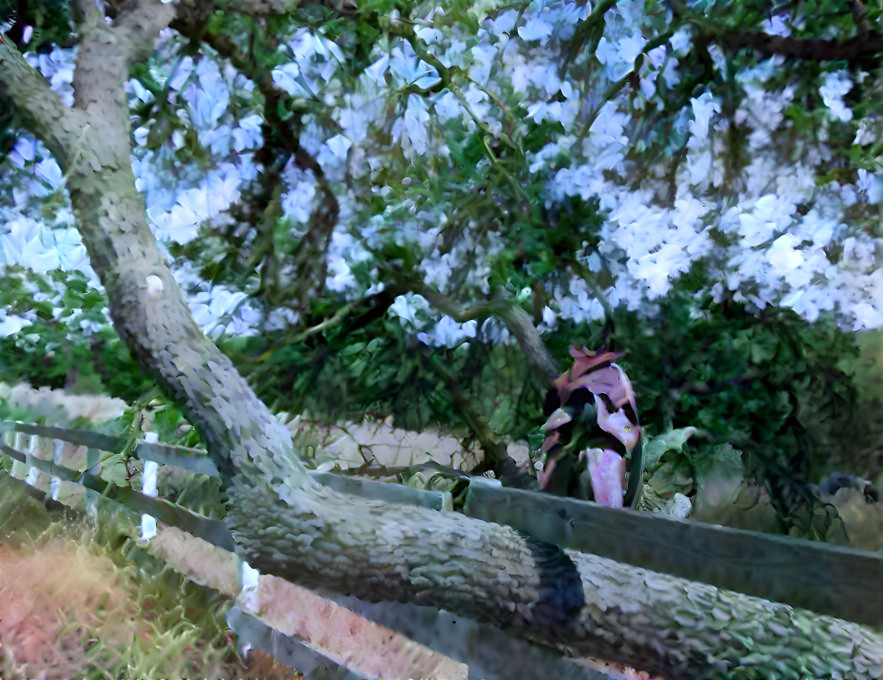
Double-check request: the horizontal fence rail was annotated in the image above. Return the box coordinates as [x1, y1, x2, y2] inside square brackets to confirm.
[466, 478, 883, 626]
[0, 420, 613, 680]
[0, 420, 467, 679]
[3, 420, 883, 626]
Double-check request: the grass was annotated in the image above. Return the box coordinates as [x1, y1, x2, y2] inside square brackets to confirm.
[0, 472, 283, 679]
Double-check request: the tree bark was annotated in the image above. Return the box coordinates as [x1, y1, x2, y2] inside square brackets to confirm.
[1, 3, 882, 678]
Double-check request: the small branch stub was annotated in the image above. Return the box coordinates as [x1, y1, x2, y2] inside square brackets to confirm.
[145, 274, 164, 300]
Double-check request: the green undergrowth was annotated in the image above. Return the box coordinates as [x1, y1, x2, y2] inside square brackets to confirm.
[3, 273, 881, 541]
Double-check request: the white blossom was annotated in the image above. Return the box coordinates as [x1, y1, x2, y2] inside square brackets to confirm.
[819, 70, 853, 122]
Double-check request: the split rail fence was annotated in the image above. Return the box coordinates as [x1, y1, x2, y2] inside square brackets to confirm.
[1, 419, 882, 678]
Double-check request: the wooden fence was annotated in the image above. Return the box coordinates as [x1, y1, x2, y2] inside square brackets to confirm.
[0, 420, 623, 679]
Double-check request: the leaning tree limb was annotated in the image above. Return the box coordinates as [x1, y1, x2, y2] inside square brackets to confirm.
[1, 3, 882, 678]
[0, 0, 588, 639]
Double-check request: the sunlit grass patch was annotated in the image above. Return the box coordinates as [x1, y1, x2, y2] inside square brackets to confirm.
[0, 473, 247, 678]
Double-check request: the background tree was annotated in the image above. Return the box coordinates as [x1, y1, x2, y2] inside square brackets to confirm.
[2, 0, 883, 677]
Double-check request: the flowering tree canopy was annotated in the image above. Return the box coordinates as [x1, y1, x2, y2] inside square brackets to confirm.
[3, 0, 882, 341]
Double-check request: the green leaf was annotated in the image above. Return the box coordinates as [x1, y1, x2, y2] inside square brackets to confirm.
[642, 427, 698, 473]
